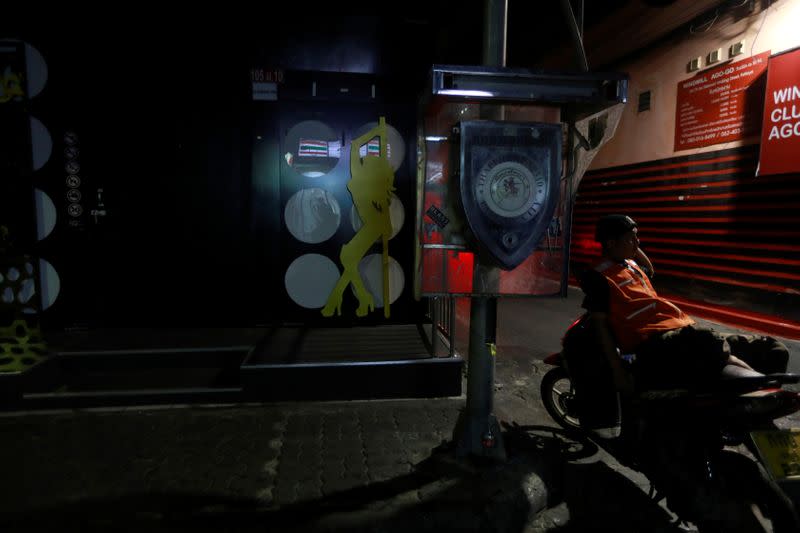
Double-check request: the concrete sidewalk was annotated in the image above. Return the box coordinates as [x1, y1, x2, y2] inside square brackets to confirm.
[1, 288, 797, 532]
[0, 401, 570, 533]
[0, 391, 686, 533]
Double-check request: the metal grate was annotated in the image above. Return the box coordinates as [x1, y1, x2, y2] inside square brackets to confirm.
[427, 296, 456, 357]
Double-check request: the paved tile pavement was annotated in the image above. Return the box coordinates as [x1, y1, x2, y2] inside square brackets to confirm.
[0, 397, 567, 532]
[1, 288, 798, 532]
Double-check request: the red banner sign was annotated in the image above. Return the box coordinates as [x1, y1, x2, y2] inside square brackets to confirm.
[674, 52, 769, 151]
[758, 47, 800, 176]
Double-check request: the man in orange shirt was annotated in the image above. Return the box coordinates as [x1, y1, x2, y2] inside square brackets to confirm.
[581, 214, 789, 394]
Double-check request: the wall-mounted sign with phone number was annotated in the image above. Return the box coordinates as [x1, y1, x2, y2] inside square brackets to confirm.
[674, 51, 769, 151]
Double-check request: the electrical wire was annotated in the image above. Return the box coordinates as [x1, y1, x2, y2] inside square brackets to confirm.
[750, 4, 769, 55]
[690, 8, 720, 34]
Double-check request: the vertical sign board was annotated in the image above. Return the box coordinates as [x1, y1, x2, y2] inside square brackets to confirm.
[757, 47, 800, 176]
[674, 52, 769, 151]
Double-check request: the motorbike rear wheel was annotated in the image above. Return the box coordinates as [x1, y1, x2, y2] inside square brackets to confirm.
[540, 367, 582, 431]
[693, 450, 799, 533]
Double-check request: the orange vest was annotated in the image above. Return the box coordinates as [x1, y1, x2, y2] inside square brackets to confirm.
[594, 259, 695, 352]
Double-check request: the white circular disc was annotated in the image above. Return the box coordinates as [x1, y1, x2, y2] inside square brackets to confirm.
[284, 187, 341, 244]
[285, 254, 341, 309]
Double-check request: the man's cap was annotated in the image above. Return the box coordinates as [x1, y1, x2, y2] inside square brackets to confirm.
[595, 214, 637, 243]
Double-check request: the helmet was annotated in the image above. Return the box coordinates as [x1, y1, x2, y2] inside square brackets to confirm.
[595, 214, 637, 243]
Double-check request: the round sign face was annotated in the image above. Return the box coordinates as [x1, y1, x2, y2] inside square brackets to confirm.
[475, 153, 547, 222]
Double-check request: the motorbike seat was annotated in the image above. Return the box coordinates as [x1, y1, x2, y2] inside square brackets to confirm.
[715, 369, 800, 394]
[634, 370, 800, 398]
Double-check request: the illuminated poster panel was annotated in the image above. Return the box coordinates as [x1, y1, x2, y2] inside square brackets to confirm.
[674, 52, 769, 151]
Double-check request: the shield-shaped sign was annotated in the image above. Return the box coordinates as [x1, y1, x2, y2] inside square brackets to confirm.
[457, 120, 561, 270]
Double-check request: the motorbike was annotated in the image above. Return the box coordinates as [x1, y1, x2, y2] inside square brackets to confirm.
[540, 313, 800, 532]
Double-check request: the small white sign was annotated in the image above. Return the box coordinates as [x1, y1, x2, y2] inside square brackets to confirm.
[66, 189, 81, 203]
[67, 203, 83, 217]
[252, 82, 277, 101]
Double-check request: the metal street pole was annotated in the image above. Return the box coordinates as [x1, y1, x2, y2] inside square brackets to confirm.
[454, 0, 508, 461]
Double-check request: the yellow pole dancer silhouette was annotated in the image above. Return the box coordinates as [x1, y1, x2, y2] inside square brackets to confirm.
[321, 117, 395, 318]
